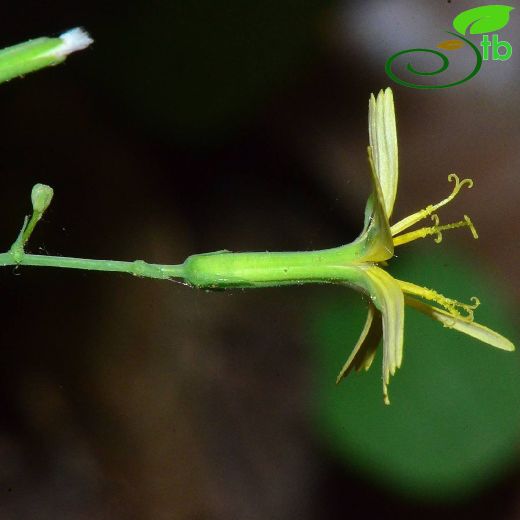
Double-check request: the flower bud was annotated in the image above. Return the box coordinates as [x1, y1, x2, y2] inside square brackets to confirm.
[31, 183, 54, 215]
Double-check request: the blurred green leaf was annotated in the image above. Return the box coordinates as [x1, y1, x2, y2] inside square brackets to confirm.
[308, 243, 520, 500]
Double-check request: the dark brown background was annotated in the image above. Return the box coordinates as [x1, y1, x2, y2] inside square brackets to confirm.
[0, 1, 519, 518]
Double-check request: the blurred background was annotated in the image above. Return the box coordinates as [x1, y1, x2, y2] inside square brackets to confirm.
[0, 1, 519, 518]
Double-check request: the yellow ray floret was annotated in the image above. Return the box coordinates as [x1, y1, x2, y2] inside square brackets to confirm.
[335, 88, 514, 404]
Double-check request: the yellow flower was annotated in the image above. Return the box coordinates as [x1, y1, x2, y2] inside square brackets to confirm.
[336, 88, 514, 404]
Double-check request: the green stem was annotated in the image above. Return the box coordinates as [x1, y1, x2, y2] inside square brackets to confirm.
[0, 252, 184, 280]
[0, 245, 370, 290]
[0, 182, 373, 289]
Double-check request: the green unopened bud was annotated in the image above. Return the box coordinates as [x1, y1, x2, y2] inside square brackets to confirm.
[9, 183, 55, 257]
[31, 183, 54, 215]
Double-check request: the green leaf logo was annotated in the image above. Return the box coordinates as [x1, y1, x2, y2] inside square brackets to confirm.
[453, 5, 514, 35]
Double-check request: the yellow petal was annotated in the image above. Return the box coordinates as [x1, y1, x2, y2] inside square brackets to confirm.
[344, 146, 394, 264]
[336, 302, 382, 383]
[368, 87, 398, 218]
[363, 266, 405, 404]
[405, 296, 515, 352]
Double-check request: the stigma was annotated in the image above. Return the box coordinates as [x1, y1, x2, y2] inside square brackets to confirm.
[390, 174, 478, 247]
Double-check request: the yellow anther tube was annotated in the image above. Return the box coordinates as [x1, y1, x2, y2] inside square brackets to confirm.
[392, 214, 478, 247]
[390, 174, 474, 236]
[397, 279, 480, 322]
